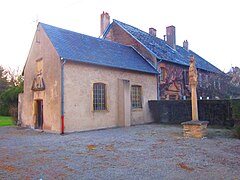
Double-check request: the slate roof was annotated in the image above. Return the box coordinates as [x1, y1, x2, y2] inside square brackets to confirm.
[106, 19, 223, 74]
[40, 23, 158, 74]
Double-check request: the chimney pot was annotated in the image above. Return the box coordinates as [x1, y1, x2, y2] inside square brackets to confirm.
[149, 27, 157, 37]
[166, 25, 176, 49]
[183, 40, 189, 51]
[100, 11, 110, 36]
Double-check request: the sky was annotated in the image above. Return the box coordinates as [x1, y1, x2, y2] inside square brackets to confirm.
[0, 0, 239, 72]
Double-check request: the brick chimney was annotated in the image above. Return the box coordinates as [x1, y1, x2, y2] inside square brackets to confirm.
[149, 27, 157, 37]
[183, 40, 189, 51]
[100, 11, 110, 36]
[166, 25, 176, 49]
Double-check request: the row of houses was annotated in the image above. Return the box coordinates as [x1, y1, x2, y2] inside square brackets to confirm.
[18, 12, 224, 133]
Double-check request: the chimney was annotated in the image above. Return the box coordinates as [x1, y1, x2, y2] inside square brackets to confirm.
[183, 40, 189, 51]
[100, 11, 110, 36]
[149, 27, 157, 37]
[166, 25, 176, 49]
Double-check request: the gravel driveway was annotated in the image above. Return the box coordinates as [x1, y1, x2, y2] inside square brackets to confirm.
[0, 124, 240, 180]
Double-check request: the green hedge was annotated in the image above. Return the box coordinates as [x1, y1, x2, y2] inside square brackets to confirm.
[231, 99, 240, 126]
[0, 104, 9, 116]
[149, 99, 240, 127]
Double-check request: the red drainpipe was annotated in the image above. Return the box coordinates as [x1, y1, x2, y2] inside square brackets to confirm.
[61, 58, 66, 134]
[61, 115, 64, 134]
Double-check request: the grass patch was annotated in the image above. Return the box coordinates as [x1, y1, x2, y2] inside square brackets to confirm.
[0, 116, 14, 126]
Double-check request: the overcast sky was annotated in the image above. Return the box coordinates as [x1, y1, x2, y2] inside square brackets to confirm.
[0, 0, 239, 72]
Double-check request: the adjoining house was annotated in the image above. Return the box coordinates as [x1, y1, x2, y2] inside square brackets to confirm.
[19, 22, 158, 133]
[101, 12, 225, 100]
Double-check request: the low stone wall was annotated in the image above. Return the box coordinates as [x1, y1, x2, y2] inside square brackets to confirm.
[148, 99, 240, 127]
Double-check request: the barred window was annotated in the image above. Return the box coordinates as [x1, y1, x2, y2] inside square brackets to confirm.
[131, 85, 142, 108]
[93, 83, 106, 111]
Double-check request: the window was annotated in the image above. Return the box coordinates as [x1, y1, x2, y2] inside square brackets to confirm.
[218, 79, 221, 90]
[131, 85, 142, 108]
[36, 59, 43, 75]
[205, 75, 209, 82]
[93, 83, 106, 111]
[182, 70, 189, 85]
[160, 67, 166, 81]
[169, 95, 177, 100]
[213, 80, 216, 89]
[199, 73, 202, 87]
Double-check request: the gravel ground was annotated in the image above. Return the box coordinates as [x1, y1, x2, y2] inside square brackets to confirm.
[0, 124, 240, 180]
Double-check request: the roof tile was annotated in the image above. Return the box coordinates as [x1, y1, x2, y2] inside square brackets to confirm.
[112, 19, 223, 74]
[40, 23, 158, 74]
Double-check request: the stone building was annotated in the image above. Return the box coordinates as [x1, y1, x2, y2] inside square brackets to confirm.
[19, 12, 226, 133]
[101, 12, 225, 100]
[19, 22, 158, 133]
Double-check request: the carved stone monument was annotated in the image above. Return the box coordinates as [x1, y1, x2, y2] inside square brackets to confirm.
[181, 55, 209, 138]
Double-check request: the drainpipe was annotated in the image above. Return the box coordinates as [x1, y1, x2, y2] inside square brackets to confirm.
[157, 60, 162, 100]
[61, 58, 66, 134]
[157, 75, 160, 100]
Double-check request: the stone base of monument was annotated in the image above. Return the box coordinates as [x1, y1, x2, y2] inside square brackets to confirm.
[181, 120, 209, 138]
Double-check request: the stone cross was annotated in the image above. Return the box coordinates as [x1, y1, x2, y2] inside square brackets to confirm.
[189, 55, 199, 121]
[181, 55, 209, 138]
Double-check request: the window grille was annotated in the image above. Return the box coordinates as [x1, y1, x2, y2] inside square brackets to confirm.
[93, 83, 106, 111]
[131, 85, 142, 108]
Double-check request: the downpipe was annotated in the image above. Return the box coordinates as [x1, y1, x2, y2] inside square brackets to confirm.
[61, 58, 66, 134]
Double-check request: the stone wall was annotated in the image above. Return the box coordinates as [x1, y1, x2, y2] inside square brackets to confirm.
[159, 62, 225, 100]
[148, 99, 240, 127]
[105, 23, 157, 67]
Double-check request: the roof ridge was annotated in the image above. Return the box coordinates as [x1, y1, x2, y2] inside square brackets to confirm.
[111, 20, 222, 74]
[39, 22, 159, 74]
[113, 19, 166, 44]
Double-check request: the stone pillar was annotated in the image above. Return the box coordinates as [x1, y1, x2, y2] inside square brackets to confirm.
[191, 84, 198, 121]
[181, 55, 209, 138]
[18, 93, 23, 126]
[189, 55, 198, 121]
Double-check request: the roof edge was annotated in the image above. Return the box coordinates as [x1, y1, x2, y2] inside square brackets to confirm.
[130, 46, 159, 74]
[112, 19, 161, 59]
[59, 57, 158, 75]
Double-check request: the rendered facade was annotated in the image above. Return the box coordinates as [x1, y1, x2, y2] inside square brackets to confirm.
[19, 22, 158, 133]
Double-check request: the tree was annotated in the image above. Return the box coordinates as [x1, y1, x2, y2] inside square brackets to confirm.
[225, 66, 240, 98]
[228, 67, 240, 87]
[0, 80, 23, 121]
[0, 65, 24, 120]
[0, 66, 9, 94]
